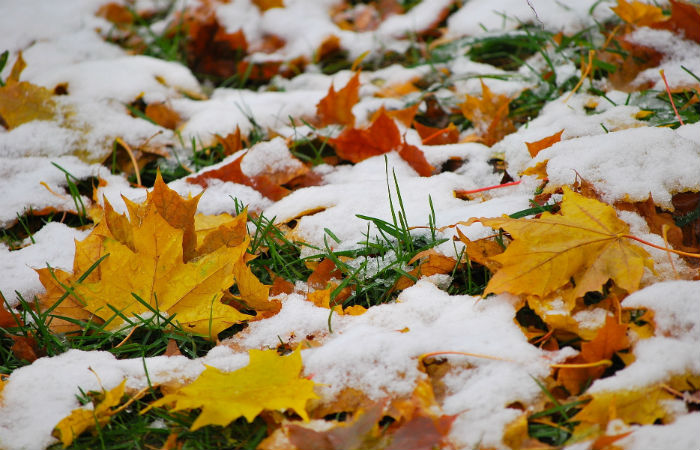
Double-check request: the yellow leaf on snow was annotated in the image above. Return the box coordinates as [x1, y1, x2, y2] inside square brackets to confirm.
[147, 348, 318, 430]
[478, 187, 653, 298]
[53, 380, 128, 447]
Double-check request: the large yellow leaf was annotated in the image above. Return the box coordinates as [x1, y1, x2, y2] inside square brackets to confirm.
[147, 348, 318, 430]
[479, 187, 653, 298]
[37, 175, 266, 338]
[73, 207, 250, 336]
[53, 380, 127, 447]
[574, 386, 672, 428]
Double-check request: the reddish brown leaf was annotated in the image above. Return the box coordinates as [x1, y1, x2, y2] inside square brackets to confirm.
[0, 300, 20, 328]
[525, 130, 564, 158]
[459, 80, 515, 146]
[307, 258, 343, 290]
[251, 0, 284, 12]
[386, 413, 456, 450]
[652, 0, 700, 43]
[414, 121, 460, 146]
[316, 72, 361, 127]
[187, 153, 290, 201]
[10, 335, 39, 363]
[394, 250, 456, 291]
[372, 104, 419, 127]
[328, 110, 401, 162]
[164, 339, 183, 357]
[398, 143, 434, 176]
[270, 276, 295, 296]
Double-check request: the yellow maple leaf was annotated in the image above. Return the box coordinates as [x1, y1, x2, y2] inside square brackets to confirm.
[612, 0, 667, 27]
[0, 52, 56, 129]
[574, 386, 672, 430]
[37, 175, 266, 338]
[478, 187, 653, 298]
[147, 348, 318, 430]
[73, 207, 250, 336]
[53, 380, 128, 447]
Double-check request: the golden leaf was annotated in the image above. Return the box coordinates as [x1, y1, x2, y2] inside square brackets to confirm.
[574, 386, 672, 428]
[459, 81, 515, 146]
[147, 348, 318, 430]
[0, 52, 56, 129]
[479, 187, 653, 298]
[611, 0, 667, 27]
[73, 207, 250, 336]
[53, 380, 128, 447]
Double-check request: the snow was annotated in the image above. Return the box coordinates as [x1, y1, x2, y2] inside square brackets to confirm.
[1, 0, 699, 449]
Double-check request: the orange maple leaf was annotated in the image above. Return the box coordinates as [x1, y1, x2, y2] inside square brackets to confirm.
[525, 129, 564, 158]
[414, 121, 460, 146]
[459, 80, 515, 146]
[187, 152, 291, 201]
[557, 316, 630, 395]
[611, 0, 667, 27]
[478, 187, 654, 298]
[316, 71, 361, 127]
[328, 111, 433, 175]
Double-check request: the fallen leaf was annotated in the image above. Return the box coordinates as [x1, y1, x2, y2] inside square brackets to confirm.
[0, 301, 19, 328]
[397, 142, 434, 176]
[316, 71, 361, 127]
[96, 2, 134, 26]
[385, 413, 455, 450]
[394, 249, 457, 291]
[38, 176, 264, 338]
[369, 104, 419, 128]
[53, 380, 128, 447]
[611, 0, 667, 27]
[286, 405, 384, 450]
[478, 187, 654, 298]
[147, 348, 318, 430]
[525, 130, 564, 158]
[651, 0, 700, 43]
[455, 227, 503, 272]
[574, 385, 672, 429]
[187, 152, 290, 201]
[414, 122, 460, 146]
[0, 52, 56, 130]
[252, 0, 284, 11]
[10, 335, 40, 363]
[328, 110, 401, 162]
[215, 127, 244, 155]
[459, 80, 515, 146]
[144, 102, 181, 130]
[557, 315, 630, 395]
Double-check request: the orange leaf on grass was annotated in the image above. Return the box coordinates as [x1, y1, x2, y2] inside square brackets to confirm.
[455, 227, 503, 272]
[557, 316, 630, 395]
[394, 250, 457, 291]
[525, 129, 564, 158]
[459, 80, 515, 146]
[369, 104, 419, 127]
[0, 300, 19, 328]
[316, 71, 361, 127]
[611, 0, 667, 27]
[215, 126, 244, 156]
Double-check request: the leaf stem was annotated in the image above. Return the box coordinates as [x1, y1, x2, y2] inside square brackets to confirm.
[455, 180, 521, 197]
[659, 69, 684, 126]
[420, 350, 511, 362]
[551, 359, 612, 369]
[623, 234, 700, 259]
